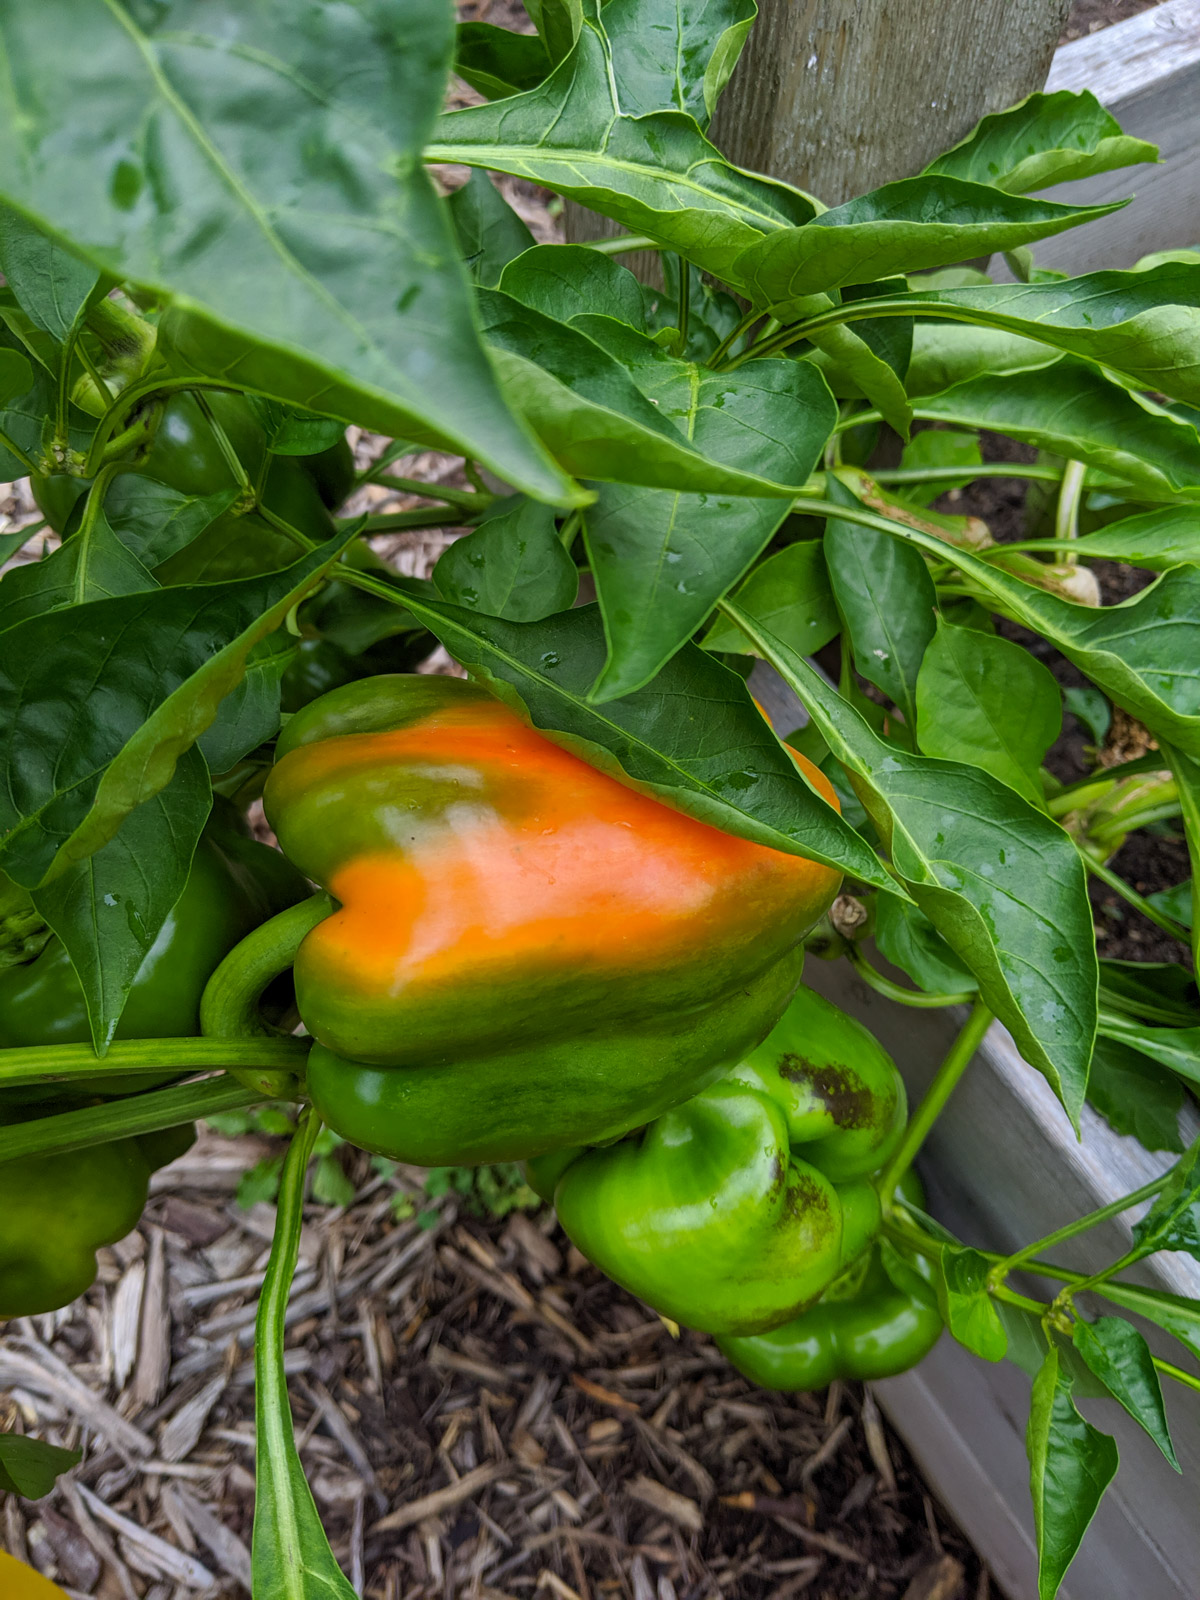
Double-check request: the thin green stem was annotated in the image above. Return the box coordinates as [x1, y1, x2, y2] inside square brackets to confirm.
[202, 893, 334, 1041]
[675, 255, 691, 353]
[97, 411, 157, 466]
[1085, 850, 1191, 944]
[1055, 458, 1086, 563]
[989, 1174, 1169, 1288]
[0, 1036, 311, 1088]
[879, 999, 993, 1200]
[193, 391, 252, 490]
[74, 341, 115, 411]
[366, 474, 490, 511]
[872, 464, 1069, 488]
[582, 233, 661, 256]
[256, 499, 320, 552]
[351, 508, 471, 535]
[846, 943, 976, 1009]
[709, 310, 762, 370]
[81, 377, 245, 478]
[1153, 1358, 1200, 1394]
[0, 1076, 270, 1162]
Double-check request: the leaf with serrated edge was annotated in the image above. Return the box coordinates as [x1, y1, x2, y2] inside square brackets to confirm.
[720, 601, 1097, 1121]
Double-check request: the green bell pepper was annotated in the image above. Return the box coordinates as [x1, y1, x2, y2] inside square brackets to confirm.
[0, 1116, 195, 1319]
[527, 986, 905, 1336]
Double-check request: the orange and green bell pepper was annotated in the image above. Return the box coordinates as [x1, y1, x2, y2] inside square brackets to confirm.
[526, 986, 903, 1335]
[259, 673, 843, 1166]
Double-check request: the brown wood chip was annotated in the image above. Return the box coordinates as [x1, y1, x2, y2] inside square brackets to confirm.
[901, 1553, 966, 1600]
[571, 1374, 640, 1411]
[371, 1462, 504, 1533]
[626, 1475, 704, 1533]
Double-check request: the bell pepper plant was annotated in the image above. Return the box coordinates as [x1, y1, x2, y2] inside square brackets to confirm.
[0, 2, 1198, 1595]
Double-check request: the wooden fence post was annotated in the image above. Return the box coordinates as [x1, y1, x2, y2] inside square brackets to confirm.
[567, 0, 1072, 251]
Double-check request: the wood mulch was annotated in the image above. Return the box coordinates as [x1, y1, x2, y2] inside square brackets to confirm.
[2, 1130, 986, 1600]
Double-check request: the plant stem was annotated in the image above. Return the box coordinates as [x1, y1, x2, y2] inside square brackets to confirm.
[256, 499, 319, 552]
[0, 1076, 271, 1162]
[194, 391, 253, 491]
[351, 508, 471, 534]
[879, 999, 992, 1200]
[709, 310, 763, 369]
[846, 943, 976, 1009]
[675, 255, 690, 353]
[1055, 458, 1086, 563]
[364, 474, 489, 511]
[989, 1174, 1169, 1288]
[202, 893, 334, 1040]
[557, 507, 583, 551]
[1084, 850, 1191, 944]
[0, 428, 41, 477]
[1153, 1358, 1200, 1394]
[872, 464, 1068, 487]
[0, 1036, 309, 1087]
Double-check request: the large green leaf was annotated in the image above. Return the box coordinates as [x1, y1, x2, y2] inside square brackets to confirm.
[455, 22, 553, 100]
[925, 91, 1157, 195]
[918, 361, 1200, 500]
[722, 604, 1098, 1121]
[1072, 506, 1200, 571]
[0, 537, 347, 889]
[448, 172, 537, 289]
[433, 496, 578, 621]
[1086, 1037, 1184, 1154]
[478, 290, 822, 493]
[702, 538, 839, 660]
[0, 495, 157, 635]
[33, 749, 211, 1054]
[354, 580, 899, 893]
[733, 178, 1122, 313]
[807, 487, 1200, 757]
[596, 0, 756, 126]
[0, 206, 100, 343]
[566, 319, 836, 699]
[824, 476, 936, 741]
[915, 618, 1061, 806]
[833, 264, 1200, 408]
[0, 0, 571, 505]
[499, 244, 648, 328]
[1072, 1316, 1178, 1471]
[1027, 1345, 1119, 1600]
[429, 0, 814, 283]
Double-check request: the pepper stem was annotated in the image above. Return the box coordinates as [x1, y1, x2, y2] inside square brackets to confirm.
[201, 892, 333, 1058]
[878, 998, 993, 1203]
[0, 1036, 310, 1089]
[0, 1076, 267, 1163]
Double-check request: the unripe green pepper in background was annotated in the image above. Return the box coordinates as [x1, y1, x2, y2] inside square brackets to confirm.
[258, 673, 844, 1166]
[528, 986, 903, 1335]
[0, 800, 309, 1094]
[0, 1116, 195, 1319]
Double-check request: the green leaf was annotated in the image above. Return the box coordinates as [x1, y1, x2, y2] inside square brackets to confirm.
[0, 345, 35, 411]
[1099, 958, 1198, 1027]
[0, 536, 348, 890]
[1063, 687, 1111, 747]
[499, 243, 648, 328]
[937, 1246, 1007, 1360]
[253, 1112, 357, 1599]
[433, 496, 578, 621]
[572, 325, 836, 698]
[874, 894, 978, 996]
[448, 172, 537, 288]
[825, 475, 935, 740]
[1072, 1315, 1179, 1471]
[1098, 1014, 1200, 1090]
[0, 206, 100, 341]
[919, 360, 1200, 500]
[243, 399, 345, 457]
[875, 264, 1200, 409]
[1096, 1280, 1200, 1364]
[455, 22, 553, 100]
[905, 322, 1061, 399]
[735, 177, 1123, 312]
[702, 538, 839, 658]
[1162, 744, 1200, 970]
[104, 477, 242, 570]
[1027, 1345, 1119, 1600]
[0, 494, 157, 635]
[1147, 879, 1193, 931]
[896, 428, 982, 506]
[0, 326, 92, 480]
[429, 0, 815, 284]
[525, 0, 583, 64]
[1131, 1138, 1200, 1259]
[0, 0, 572, 506]
[721, 604, 1098, 1121]
[32, 749, 211, 1053]
[803, 284, 915, 436]
[199, 633, 296, 775]
[816, 485, 1200, 758]
[375, 585, 900, 893]
[1086, 1037, 1184, 1155]
[311, 1152, 357, 1209]
[596, 0, 756, 126]
[0, 1433, 82, 1499]
[478, 290, 821, 494]
[915, 617, 1061, 805]
[924, 91, 1157, 195]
